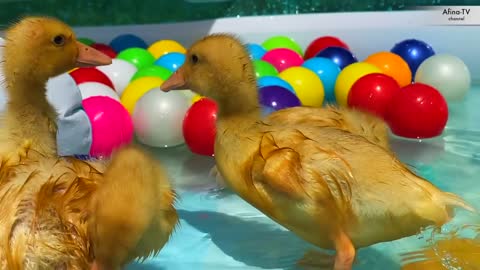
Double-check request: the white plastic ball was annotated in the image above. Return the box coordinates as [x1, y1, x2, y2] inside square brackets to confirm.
[46, 73, 82, 114]
[96, 59, 138, 96]
[132, 88, 190, 148]
[78, 82, 120, 102]
[180, 89, 196, 100]
[415, 54, 471, 102]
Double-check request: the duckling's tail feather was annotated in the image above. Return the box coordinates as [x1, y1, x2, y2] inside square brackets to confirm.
[439, 191, 476, 214]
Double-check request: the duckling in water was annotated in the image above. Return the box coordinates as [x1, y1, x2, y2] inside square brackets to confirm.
[0, 17, 178, 270]
[161, 33, 474, 270]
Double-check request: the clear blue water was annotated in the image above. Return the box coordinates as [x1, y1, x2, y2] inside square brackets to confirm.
[125, 87, 480, 270]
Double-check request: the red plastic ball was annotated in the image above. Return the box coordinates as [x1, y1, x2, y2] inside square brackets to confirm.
[91, 43, 118, 58]
[386, 83, 448, 139]
[183, 98, 218, 156]
[304, 36, 350, 60]
[69, 67, 115, 90]
[347, 73, 401, 119]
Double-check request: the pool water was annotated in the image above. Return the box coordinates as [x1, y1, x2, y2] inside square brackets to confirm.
[125, 86, 480, 270]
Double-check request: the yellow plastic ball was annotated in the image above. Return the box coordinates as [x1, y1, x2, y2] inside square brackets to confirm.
[191, 94, 203, 104]
[148, 40, 187, 59]
[121, 77, 164, 114]
[278, 67, 324, 107]
[334, 62, 383, 106]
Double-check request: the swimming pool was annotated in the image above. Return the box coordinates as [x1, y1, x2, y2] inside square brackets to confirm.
[1, 9, 478, 270]
[114, 11, 480, 270]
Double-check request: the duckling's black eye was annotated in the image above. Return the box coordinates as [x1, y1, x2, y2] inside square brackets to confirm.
[52, 35, 65, 46]
[191, 54, 199, 64]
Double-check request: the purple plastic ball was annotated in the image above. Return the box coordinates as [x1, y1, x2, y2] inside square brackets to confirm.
[259, 86, 301, 112]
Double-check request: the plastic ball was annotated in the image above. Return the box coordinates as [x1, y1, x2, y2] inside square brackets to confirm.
[279, 66, 324, 107]
[262, 36, 303, 56]
[148, 40, 186, 59]
[182, 97, 218, 156]
[191, 94, 203, 104]
[132, 89, 190, 148]
[364, 51, 412, 87]
[334, 62, 382, 106]
[117, 48, 155, 69]
[91, 43, 117, 58]
[302, 57, 341, 103]
[96, 59, 138, 96]
[253, 60, 279, 78]
[257, 76, 295, 94]
[304, 36, 349, 60]
[69, 67, 115, 90]
[180, 89, 196, 101]
[347, 73, 401, 119]
[391, 39, 435, 77]
[154, 52, 186, 72]
[316, 46, 357, 69]
[414, 54, 471, 102]
[121, 77, 164, 114]
[259, 85, 301, 111]
[247, 43, 267, 60]
[109, 34, 148, 53]
[82, 96, 134, 158]
[261, 48, 304, 72]
[78, 37, 95, 46]
[130, 65, 173, 82]
[386, 83, 448, 139]
[78, 82, 120, 102]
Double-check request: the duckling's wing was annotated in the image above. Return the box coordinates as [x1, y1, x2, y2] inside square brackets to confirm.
[264, 106, 389, 149]
[254, 128, 356, 217]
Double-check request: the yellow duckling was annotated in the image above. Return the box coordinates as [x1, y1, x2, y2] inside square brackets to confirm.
[0, 17, 178, 270]
[161, 33, 474, 270]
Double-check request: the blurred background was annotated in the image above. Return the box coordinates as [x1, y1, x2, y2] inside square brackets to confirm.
[0, 0, 478, 27]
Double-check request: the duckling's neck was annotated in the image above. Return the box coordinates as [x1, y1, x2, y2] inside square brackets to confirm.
[2, 76, 57, 156]
[216, 82, 261, 120]
[7, 78, 48, 105]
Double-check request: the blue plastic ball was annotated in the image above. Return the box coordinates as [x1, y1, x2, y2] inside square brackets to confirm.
[302, 57, 341, 103]
[247, 43, 267, 60]
[257, 76, 295, 94]
[315, 46, 357, 70]
[391, 39, 435, 77]
[109, 34, 148, 53]
[154, 52, 186, 72]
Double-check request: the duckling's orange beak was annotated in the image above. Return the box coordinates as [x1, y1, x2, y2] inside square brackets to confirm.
[160, 67, 186, 92]
[76, 41, 112, 67]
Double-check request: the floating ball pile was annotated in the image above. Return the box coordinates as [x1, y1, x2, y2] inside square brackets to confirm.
[244, 35, 471, 141]
[68, 32, 471, 158]
[72, 34, 209, 157]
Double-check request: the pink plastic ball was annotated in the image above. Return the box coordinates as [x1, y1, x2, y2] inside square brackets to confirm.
[82, 96, 134, 158]
[261, 48, 304, 72]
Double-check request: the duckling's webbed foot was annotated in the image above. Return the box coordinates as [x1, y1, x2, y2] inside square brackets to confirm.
[297, 249, 334, 269]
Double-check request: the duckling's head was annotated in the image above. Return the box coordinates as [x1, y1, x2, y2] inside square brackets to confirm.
[161, 33, 259, 115]
[3, 16, 111, 83]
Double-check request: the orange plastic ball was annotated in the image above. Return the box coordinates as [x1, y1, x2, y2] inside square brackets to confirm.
[365, 51, 412, 87]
